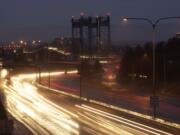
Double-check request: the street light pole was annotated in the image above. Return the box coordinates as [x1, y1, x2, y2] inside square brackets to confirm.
[152, 26, 157, 118]
[48, 43, 50, 88]
[79, 22, 83, 98]
[122, 16, 180, 119]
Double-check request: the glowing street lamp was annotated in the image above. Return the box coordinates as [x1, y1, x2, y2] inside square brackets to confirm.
[32, 40, 36, 45]
[20, 40, 24, 44]
[123, 18, 128, 22]
[122, 16, 180, 119]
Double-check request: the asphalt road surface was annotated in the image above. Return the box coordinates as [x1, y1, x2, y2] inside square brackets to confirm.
[2, 72, 180, 135]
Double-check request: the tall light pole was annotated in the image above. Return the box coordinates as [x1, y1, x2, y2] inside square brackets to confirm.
[47, 43, 50, 88]
[122, 16, 180, 119]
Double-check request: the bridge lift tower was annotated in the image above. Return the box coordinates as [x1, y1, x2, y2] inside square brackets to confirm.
[71, 15, 111, 56]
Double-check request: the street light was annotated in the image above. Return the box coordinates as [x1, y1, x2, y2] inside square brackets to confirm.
[123, 18, 128, 22]
[20, 40, 24, 44]
[122, 16, 180, 119]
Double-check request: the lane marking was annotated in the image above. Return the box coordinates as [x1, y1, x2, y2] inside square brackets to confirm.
[76, 104, 173, 135]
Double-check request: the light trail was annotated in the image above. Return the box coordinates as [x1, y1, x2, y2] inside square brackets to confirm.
[39, 80, 180, 130]
[1, 71, 176, 135]
[16, 69, 78, 80]
[3, 72, 79, 135]
[48, 47, 71, 56]
[76, 104, 173, 135]
[77, 111, 136, 135]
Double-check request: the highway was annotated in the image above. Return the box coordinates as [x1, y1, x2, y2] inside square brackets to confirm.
[1, 71, 179, 135]
[45, 74, 180, 123]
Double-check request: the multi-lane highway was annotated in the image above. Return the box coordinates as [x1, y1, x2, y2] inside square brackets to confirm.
[43, 74, 180, 123]
[1, 71, 179, 135]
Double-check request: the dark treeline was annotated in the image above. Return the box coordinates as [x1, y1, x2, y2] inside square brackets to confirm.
[119, 37, 180, 84]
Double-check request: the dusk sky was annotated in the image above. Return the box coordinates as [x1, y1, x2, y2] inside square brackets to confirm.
[1, 0, 180, 43]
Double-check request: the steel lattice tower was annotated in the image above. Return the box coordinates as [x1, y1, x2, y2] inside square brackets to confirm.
[71, 15, 111, 56]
